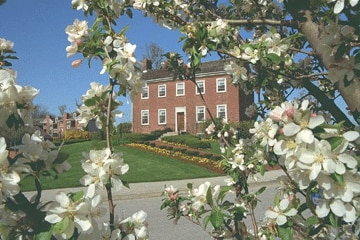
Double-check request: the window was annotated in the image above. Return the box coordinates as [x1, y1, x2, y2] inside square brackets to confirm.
[217, 104, 227, 120]
[141, 86, 149, 99]
[158, 109, 166, 124]
[176, 82, 185, 96]
[195, 80, 205, 94]
[216, 78, 226, 92]
[196, 106, 206, 122]
[158, 84, 166, 97]
[141, 110, 149, 125]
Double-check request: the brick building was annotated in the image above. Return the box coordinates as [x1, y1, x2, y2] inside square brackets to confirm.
[40, 112, 83, 138]
[132, 60, 254, 135]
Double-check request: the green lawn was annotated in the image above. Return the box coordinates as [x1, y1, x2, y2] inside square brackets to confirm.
[20, 141, 220, 191]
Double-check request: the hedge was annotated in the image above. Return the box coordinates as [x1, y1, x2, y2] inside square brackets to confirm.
[162, 134, 211, 149]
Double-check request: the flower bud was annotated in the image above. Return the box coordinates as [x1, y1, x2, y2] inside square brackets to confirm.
[72, 59, 82, 68]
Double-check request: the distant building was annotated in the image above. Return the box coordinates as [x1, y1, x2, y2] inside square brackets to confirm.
[39, 112, 83, 138]
[132, 60, 254, 135]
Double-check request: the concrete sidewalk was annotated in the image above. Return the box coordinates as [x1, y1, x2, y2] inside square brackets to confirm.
[23, 170, 284, 239]
[25, 169, 284, 202]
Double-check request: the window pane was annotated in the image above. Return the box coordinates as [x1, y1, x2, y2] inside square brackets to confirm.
[196, 81, 205, 94]
[217, 105, 226, 119]
[196, 106, 205, 122]
[141, 110, 149, 125]
[141, 87, 149, 99]
[158, 109, 166, 124]
[176, 83, 184, 96]
[217, 79, 226, 92]
[158, 84, 166, 97]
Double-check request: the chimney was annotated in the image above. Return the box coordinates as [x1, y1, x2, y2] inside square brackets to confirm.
[142, 58, 152, 72]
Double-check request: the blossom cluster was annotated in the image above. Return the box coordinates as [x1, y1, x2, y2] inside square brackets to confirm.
[45, 189, 149, 240]
[66, 6, 144, 99]
[77, 82, 122, 129]
[17, 130, 71, 174]
[224, 31, 292, 94]
[80, 148, 129, 192]
[0, 68, 39, 129]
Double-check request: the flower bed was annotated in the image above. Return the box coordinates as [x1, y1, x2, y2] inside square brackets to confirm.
[126, 143, 224, 174]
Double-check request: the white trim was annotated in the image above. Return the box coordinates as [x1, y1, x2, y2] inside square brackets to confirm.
[158, 109, 166, 125]
[216, 104, 227, 120]
[216, 78, 226, 93]
[158, 84, 166, 98]
[176, 82, 185, 96]
[141, 110, 149, 125]
[196, 106, 206, 123]
[195, 80, 205, 95]
[175, 107, 186, 132]
[141, 86, 149, 99]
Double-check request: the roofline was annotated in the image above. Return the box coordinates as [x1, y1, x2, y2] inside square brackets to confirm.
[144, 70, 228, 83]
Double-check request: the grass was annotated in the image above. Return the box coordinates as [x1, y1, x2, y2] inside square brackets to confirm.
[20, 141, 220, 191]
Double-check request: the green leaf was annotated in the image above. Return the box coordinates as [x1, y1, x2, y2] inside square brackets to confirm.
[259, 164, 266, 176]
[306, 216, 319, 225]
[255, 186, 266, 196]
[330, 173, 344, 184]
[266, 53, 283, 64]
[53, 217, 70, 233]
[84, 98, 97, 107]
[217, 186, 232, 203]
[327, 137, 344, 151]
[233, 206, 246, 221]
[34, 229, 53, 240]
[119, 25, 130, 36]
[278, 225, 293, 240]
[70, 191, 84, 202]
[206, 186, 214, 207]
[209, 208, 225, 229]
[203, 215, 211, 228]
[187, 183, 193, 190]
[329, 212, 338, 227]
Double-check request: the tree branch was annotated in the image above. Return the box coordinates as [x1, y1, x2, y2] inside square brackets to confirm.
[302, 79, 354, 128]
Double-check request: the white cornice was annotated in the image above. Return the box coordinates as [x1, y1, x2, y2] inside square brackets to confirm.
[145, 70, 228, 83]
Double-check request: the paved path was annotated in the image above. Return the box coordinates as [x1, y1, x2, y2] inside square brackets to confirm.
[24, 170, 284, 239]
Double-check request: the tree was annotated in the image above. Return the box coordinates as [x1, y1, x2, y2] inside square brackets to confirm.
[129, 0, 359, 128]
[58, 104, 67, 116]
[142, 42, 165, 69]
[31, 104, 50, 119]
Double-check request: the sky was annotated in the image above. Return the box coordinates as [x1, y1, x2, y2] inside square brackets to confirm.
[0, 0, 189, 122]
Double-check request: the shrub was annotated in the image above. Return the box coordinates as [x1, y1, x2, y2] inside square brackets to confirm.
[90, 130, 105, 141]
[186, 150, 200, 156]
[231, 120, 255, 139]
[121, 133, 157, 142]
[150, 127, 172, 139]
[63, 129, 90, 141]
[201, 153, 214, 159]
[117, 122, 132, 134]
[162, 134, 210, 149]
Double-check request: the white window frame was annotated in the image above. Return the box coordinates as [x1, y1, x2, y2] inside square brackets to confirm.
[196, 106, 206, 123]
[158, 84, 166, 97]
[216, 78, 226, 93]
[141, 86, 149, 99]
[195, 80, 205, 94]
[141, 110, 149, 125]
[176, 82, 185, 96]
[158, 109, 166, 125]
[217, 104, 227, 120]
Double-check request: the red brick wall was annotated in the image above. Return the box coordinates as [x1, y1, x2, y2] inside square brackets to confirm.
[133, 73, 253, 135]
